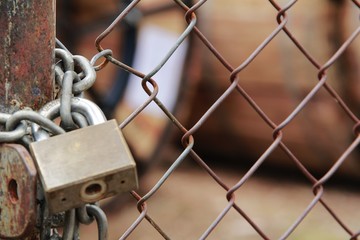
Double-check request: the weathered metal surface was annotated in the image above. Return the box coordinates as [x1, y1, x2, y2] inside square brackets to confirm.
[0, 1, 54, 238]
[30, 119, 138, 214]
[0, 144, 38, 239]
[0, 0, 55, 113]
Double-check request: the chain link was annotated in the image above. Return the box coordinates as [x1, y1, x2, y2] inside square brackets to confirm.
[0, 42, 111, 239]
[60, 71, 80, 130]
[76, 205, 95, 225]
[85, 205, 108, 240]
[0, 113, 27, 142]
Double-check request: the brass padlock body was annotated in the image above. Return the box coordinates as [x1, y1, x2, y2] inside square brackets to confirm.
[30, 119, 138, 213]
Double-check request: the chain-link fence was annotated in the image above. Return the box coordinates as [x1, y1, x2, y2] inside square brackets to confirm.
[56, 0, 360, 239]
[1, 0, 359, 239]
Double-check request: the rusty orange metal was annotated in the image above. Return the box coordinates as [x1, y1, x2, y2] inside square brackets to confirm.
[0, 1, 54, 238]
[0, 0, 55, 113]
[0, 144, 38, 239]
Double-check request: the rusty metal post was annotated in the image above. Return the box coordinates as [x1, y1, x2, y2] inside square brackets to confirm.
[0, 0, 55, 113]
[0, 0, 55, 239]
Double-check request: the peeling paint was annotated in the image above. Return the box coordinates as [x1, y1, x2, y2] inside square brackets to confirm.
[5, 82, 11, 105]
[0, 0, 55, 113]
[0, 2, 54, 237]
[0, 144, 37, 238]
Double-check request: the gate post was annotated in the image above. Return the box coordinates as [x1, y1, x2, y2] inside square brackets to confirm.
[0, 0, 55, 113]
[0, 1, 55, 238]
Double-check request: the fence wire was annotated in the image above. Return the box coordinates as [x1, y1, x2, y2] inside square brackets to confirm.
[59, 0, 359, 239]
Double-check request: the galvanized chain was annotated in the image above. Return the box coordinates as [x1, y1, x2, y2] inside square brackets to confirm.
[0, 41, 111, 239]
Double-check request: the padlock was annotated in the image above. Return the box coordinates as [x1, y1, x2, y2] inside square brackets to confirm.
[0, 144, 38, 239]
[30, 119, 138, 213]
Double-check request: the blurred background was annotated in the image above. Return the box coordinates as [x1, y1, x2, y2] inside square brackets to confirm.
[56, 0, 360, 239]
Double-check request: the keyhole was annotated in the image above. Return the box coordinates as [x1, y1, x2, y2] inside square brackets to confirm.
[80, 180, 107, 202]
[8, 179, 19, 203]
[85, 183, 102, 195]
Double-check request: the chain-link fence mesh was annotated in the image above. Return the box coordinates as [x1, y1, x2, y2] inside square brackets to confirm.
[57, 0, 359, 239]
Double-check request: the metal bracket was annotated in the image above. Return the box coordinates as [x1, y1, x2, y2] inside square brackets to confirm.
[0, 144, 38, 239]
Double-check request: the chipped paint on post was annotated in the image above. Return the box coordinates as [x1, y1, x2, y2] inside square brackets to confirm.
[0, 144, 38, 239]
[0, 0, 55, 113]
[0, 0, 54, 238]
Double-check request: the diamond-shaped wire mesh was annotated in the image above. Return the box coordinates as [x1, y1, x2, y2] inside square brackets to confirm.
[58, 0, 360, 239]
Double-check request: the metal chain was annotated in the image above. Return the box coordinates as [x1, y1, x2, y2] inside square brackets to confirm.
[0, 113, 28, 142]
[48, 46, 109, 239]
[85, 205, 108, 240]
[0, 42, 111, 239]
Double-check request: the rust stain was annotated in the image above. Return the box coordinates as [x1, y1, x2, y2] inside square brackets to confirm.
[0, 144, 38, 239]
[0, 1, 54, 238]
[0, 0, 55, 113]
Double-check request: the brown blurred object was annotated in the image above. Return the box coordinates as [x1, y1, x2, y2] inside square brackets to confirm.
[181, 0, 360, 179]
[56, 0, 124, 114]
[114, 1, 190, 162]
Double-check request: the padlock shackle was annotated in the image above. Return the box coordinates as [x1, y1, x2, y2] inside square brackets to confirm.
[32, 97, 107, 141]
